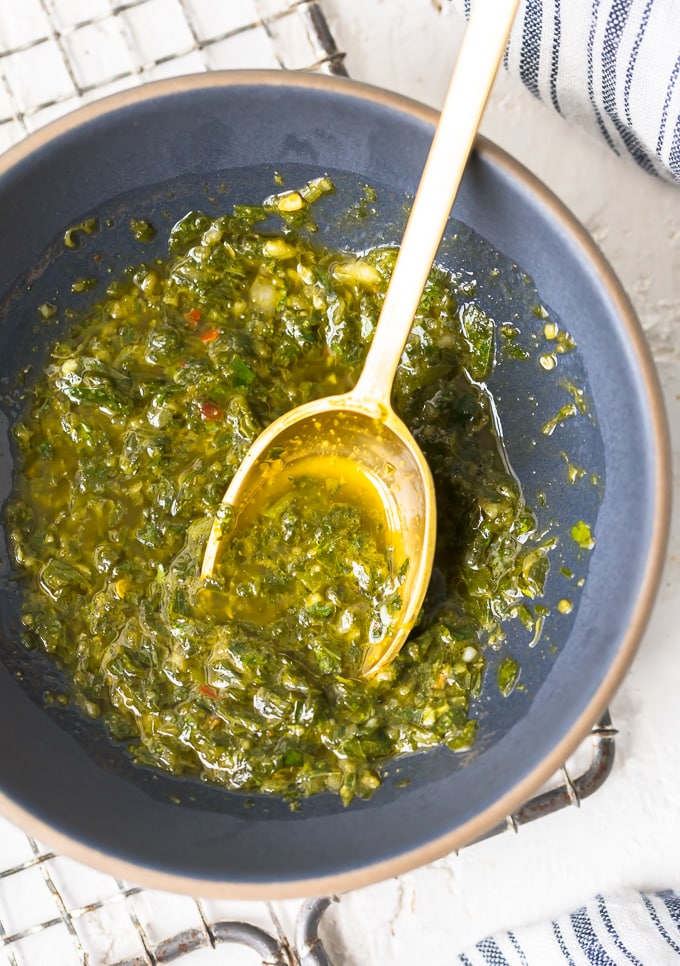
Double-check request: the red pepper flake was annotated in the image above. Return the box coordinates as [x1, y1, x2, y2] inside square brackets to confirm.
[183, 307, 202, 326]
[199, 327, 220, 343]
[199, 683, 218, 699]
[199, 400, 223, 421]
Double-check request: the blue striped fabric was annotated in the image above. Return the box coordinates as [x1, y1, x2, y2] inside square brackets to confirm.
[451, 0, 680, 182]
[457, 890, 680, 964]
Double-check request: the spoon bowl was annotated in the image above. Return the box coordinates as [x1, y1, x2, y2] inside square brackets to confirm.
[200, 391, 437, 676]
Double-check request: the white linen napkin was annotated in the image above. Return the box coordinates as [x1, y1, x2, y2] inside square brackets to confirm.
[457, 890, 680, 964]
[451, 0, 680, 183]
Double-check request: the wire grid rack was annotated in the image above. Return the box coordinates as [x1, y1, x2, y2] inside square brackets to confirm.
[0, 2, 616, 964]
[0, 0, 346, 154]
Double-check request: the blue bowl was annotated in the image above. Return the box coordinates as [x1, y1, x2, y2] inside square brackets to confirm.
[0, 71, 669, 897]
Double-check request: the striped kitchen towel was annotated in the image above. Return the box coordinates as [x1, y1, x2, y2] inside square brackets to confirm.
[451, 0, 680, 183]
[458, 889, 680, 964]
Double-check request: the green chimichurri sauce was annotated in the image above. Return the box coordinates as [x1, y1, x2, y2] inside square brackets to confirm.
[206, 459, 408, 680]
[5, 181, 552, 804]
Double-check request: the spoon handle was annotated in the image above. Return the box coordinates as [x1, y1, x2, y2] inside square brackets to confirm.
[352, 0, 520, 408]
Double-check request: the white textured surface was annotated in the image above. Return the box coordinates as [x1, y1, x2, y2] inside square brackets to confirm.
[1, 1, 679, 963]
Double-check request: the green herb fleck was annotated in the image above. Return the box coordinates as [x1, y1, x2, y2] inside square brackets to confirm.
[497, 657, 519, 696]
[64, 218, 98, 248]
[571, 520, 595, 550]
[129, 218, 157, 243]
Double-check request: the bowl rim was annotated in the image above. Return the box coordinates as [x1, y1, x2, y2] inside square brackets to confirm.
[0, 68, 671, 899]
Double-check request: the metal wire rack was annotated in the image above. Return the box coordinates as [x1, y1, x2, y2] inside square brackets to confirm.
[0, 0, 345, 154]
[0, 2, 615, 963]
[0, 717, 615, 966]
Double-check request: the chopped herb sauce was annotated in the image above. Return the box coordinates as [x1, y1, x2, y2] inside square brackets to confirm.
[205, 463, 408, 679]
[6, 182, 554, 804]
